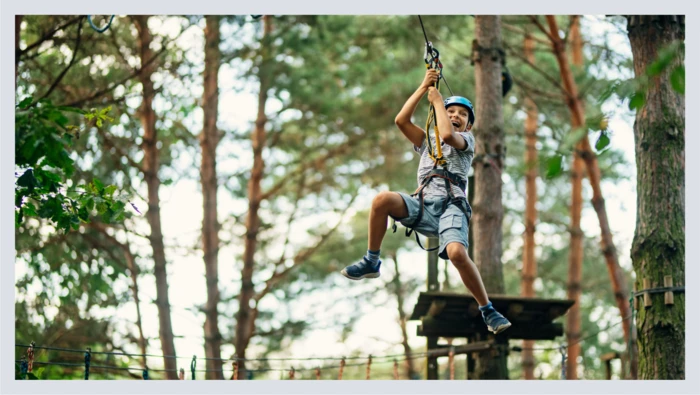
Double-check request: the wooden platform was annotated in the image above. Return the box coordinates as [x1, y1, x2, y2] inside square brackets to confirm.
[409, 291, 574, 340]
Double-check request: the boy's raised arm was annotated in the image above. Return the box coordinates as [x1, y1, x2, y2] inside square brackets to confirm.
[394, 68, 438, 147]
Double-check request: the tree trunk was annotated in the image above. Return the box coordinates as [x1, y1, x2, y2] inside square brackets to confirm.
[134, 15, 178, 379]
[520, 32, 538, 381]
[566, 15, 584, 380]
[200, 15, 223, 380]
[544, 14, 632, 351]
[234, 15, 272, 379]
[391, 254, 418, 380]
[124, 239, 148, 368]
[626, 15, 685, 380]
[15, 15, 22, 86]
[472, 15, 508, 380]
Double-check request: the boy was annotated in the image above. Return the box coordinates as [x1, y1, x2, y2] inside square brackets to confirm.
[341, 68, 511, 334]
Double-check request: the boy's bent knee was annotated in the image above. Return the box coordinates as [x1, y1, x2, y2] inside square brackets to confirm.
[446, 242, 468, 262]
[373, 191, 408, 218]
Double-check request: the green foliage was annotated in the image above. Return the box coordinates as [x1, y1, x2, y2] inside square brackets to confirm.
[15, 98, 134, 233]
[544, 154, 564, 179]
[598, 41, 685, 111]
[14, 14, 642, 380]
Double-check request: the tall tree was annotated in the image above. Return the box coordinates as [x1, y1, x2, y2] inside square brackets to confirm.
[133, 15, 178, 379]
[626, 15, 685, 380]
[520, 31, 539, 380]
[15, 15, 22, 85]
[235, 14, 273, 378]
[541, 14, 632, 352]
[566, 15, 585, 380]
[472, 15, 508, 379]
[200, 15, 224, 380]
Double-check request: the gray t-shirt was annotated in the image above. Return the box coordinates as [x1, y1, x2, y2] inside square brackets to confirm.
[413, 131, 475, 199]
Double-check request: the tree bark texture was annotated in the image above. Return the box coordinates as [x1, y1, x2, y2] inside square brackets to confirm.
[520, 32, 538, 380]
[472, 15, 508, 380]
[201, 15, 224, 380]
[566, 15, 584, 380]
[234, 15, 273, 380]
[134, 15, 178, 379]
[626, 15, 685, 380]
[15, 15, 22, 86]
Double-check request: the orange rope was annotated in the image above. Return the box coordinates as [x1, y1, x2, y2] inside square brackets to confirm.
[27, 342, 35, 373]
[366, 355, 372, 380]
[338, 357, 346, 380]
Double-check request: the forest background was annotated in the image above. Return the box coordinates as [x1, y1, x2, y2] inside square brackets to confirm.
[10, 11, 686, 382]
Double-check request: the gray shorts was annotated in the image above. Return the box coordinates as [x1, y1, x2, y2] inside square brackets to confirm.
[392, 192, 472, 260]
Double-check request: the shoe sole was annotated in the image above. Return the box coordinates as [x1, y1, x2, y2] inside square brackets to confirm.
[340, 269, 380, 280]
[488, 322, 512, 335]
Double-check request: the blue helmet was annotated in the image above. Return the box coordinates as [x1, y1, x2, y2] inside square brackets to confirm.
[444, 96, 475, 126]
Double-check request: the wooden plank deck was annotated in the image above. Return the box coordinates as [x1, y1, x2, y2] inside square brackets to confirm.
[410, 291, 574, 340]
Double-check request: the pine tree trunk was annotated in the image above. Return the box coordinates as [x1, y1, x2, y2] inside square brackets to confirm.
[520, 32, 538, 381]
[125, 240, 148, 368]
[544, 15, 632, 350]
[134, 15, 178, 379]
[472, 15, 508, 380]
[15, 15, 22, 86]
[201, 15, 223, 380]
[391, 254, 418, 380]
[626, 15, 685, 380]
[566, 16, 584, 380]
[234, 15, 272, 379]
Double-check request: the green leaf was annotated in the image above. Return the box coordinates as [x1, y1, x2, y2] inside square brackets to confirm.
[629, 92, 645, 111]
[47, 109, 69, 126]
[595, 131, 611, 151]
[18, 97, 34, 109]
[38, 201, 54, 218]
[93, 178, 105, 193]
[545, 155, 563, 179]
[671, 66, 684, 94]
[78, 206, 90, 221]
[16, 208, 24, 226]
[24, 202, 38, 217]
[104, 185, 118, 197]
[17, 169, 40, 190]
[97, 202, 108, 214]
[58, 214, 71, 231]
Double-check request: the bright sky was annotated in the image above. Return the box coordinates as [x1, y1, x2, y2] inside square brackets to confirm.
[16, 15, 638, 379]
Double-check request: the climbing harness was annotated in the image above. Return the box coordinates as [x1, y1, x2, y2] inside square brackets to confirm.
[87, 15, 115, 33]
[391, 17, 475, 252]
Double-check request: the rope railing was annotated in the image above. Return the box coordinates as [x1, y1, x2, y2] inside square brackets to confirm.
[15, 314, 631, 379]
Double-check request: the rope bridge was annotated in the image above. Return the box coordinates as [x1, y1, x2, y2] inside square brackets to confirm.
[15, 313, 631, 380]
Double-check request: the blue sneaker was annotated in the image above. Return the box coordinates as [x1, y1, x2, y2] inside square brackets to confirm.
[479, 303, 512, 334]
[341, 258, 381, 280]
